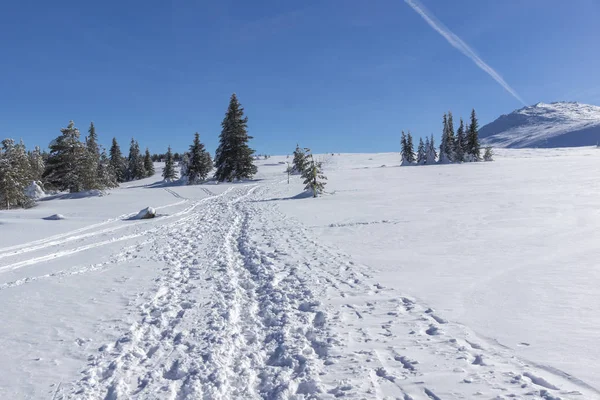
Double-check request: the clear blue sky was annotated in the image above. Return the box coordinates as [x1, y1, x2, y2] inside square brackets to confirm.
[1, 0, 599, 155]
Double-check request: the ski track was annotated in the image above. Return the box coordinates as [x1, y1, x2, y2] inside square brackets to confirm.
[0, 188, 233, 273]
[25, 181, 591, 400]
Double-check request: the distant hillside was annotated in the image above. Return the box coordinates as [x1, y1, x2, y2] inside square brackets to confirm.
[480, 102, 600, 148]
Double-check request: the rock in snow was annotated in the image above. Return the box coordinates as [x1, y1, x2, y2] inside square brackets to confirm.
[480, 101, 600, 148]
[134, 207, 156, 220]
[43, 214, 66, 220]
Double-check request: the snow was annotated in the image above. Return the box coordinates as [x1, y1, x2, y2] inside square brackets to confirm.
[0, 153, 599, 399]
[25, 181, 45, 200]
[132, 206, 156, 220]
[480, 101, 600, 148]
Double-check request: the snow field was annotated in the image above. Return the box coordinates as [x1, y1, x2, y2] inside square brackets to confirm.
[0, 149, 598, 399]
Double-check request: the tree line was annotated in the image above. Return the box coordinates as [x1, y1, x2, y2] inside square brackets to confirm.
[0, 93, 259, 209]
[0, 121, 155, 209]
[400, 109, 493, 165]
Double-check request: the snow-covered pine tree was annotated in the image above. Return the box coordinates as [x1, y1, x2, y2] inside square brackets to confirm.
[483, 146, 494, 161]
[466, 109, 481, 161]
[446, 112, 456, 162]
[406, 132, 416, 163]
[82, 122, 101, 190]
[109, 137, 127, 183]
[214, 93, 257, 182]
[186, 133, 211, 184]
[455, 118, 466, 163]
[426, 134, 437, 164]
[400, 131, 409, 164]
[29, 146, 45, 183]
[0, 139, 32, 209]
[98, 149, 118, 188]
[292, 144, 308, 174]
[301, 151, 327, 198]
[417, 137, 426, 165]
[144, 148, 155, 177]
[43, 121, 88, 192]
[162, 146, 177, 182]
[439, 114, 449, 163]
[127, 139, 146, 181]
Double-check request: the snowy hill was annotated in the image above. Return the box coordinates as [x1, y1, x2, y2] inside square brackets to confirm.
[480, 101, 600, 148]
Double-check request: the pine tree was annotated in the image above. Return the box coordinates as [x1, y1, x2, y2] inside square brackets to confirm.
[406, 132, 416, 163]
[98, 149, 118, 188]
[127, 139, 146, 181]
[455, 118, 466, 163]
[162, 146, 177, 182]
[417, 137, 426, 165]
[29, 146, 45, 183]
[439, 113, 456, 163]
[43, 120, 88, 192]
[214, 93, 257, 182]
[426, 134, 437, 164]
[301, 151, 327, 198]
[82, 122, 101, 190]
[466, 109, 481, 161]
[401, 131, 416, 164]
[109, 138, 127, 183]
[0, 139, 32, 209]
[185, 133, 211, 184]
[144, 148, 155, 177]
[483, 146, 494, 161]
[292, 144, 308, 174]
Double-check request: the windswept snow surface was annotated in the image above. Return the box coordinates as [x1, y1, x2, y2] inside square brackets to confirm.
[0, 153, 599, 399]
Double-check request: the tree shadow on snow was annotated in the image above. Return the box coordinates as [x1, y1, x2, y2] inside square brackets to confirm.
[252, 191, 313, 203]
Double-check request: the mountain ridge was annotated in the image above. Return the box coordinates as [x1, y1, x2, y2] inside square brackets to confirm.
[480, 101, 600, 148]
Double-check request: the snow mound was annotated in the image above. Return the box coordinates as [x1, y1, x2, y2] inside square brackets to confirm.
[43, 214, 66, 221]
[25, 181, 45, 200]
[133, 207, 156, 220]
[480, 101, 600, 148]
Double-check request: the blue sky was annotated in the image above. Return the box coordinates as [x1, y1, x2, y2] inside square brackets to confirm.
[1, 0, 599, 155]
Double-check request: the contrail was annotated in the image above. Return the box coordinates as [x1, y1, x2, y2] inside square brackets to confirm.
[404, 0, 526, 105]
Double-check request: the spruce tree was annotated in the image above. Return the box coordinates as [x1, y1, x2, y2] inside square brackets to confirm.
[292, 144, 308, 174]
[127, 139, 146, 180]
[214, 93, 257, 182]
[162, 146, 177, 182]
[466, 109, 481, 161]
[0, 139, 32, 209]
[98, 150, 118, 188]
[186, 133, 210, 184]
[109, 138, 127, 183]
[144, 148, 155, 177]
[406, 132, 416, 163]
[29, 146, 45, 183]
[455, 118, 466, 163]
[43, 120, 88, 192]
[400, 131, 409, 164]
[483, 146, 494, 161]
[417, 137, 426, 165]
[426, 134, 437, 164]
[82, 122, 101, 190]
[301, 151, 327, 198]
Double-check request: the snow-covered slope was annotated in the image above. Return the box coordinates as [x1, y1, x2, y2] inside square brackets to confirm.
[480, 101, 600, 148]
[1, 152, 600, 399]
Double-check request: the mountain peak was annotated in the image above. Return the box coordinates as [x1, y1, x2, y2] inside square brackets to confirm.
[480, 102, 600, 148]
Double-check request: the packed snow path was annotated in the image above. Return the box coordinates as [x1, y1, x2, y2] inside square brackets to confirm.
[1, 165, 598, 399]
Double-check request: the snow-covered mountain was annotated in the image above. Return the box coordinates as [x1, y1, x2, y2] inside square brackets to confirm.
[480, 101, 600, 148]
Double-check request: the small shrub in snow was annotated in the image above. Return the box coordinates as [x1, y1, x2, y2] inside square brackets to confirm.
[301, 151, 327, 198]
[483, 146, 494, 161]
